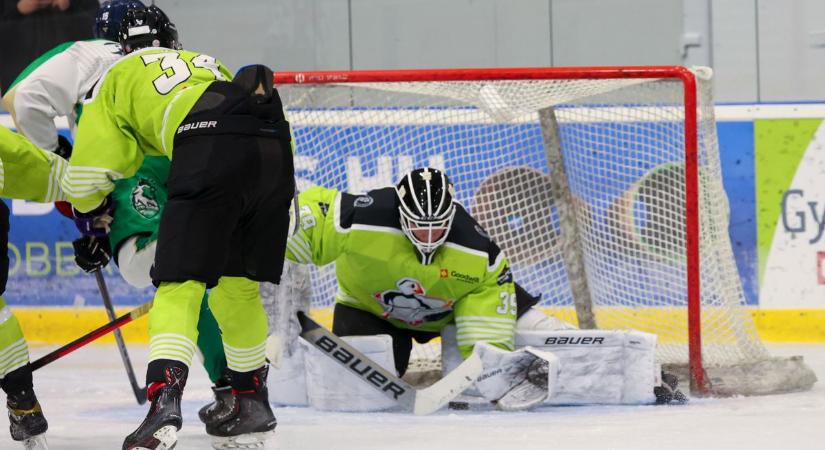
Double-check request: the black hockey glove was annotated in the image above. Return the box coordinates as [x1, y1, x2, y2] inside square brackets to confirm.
[72, 235, 112, 273]
[55, 134, 72, 160]
[73, 195, 114, 237]
[654, 372, 688, 405]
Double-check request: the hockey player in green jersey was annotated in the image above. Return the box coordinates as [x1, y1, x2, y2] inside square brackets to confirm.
[289, 168, 518, 366]
[60, 5, 293, 449]
[5, 0, 230, 419]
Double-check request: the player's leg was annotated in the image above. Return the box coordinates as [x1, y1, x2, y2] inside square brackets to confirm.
[0, 202, 48, 448]
[195, 295, 232, 426]
[332, 303, 418, 376]
[199, 108, 294, 444]
[122, 280, 204, 450]
[115, 235, 233, 423]
[124, 128, 246, 449]
[205, 276, 276, 444]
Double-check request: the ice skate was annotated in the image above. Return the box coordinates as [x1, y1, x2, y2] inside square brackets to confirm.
[198, 385, 235, 426]
[7, 389, 48, 447]
[21, 433, 48, 450]
[207, 367, 276, 449]
[123, 366, 187, 450]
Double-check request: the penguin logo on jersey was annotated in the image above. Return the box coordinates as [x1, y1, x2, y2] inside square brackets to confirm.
[131, 179, 161, 219]
[374, 278, 454, 326]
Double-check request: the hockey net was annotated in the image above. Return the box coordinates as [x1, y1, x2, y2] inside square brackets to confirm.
[274, 66, 815, 396]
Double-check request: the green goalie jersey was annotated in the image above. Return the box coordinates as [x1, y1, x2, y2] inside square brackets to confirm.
[62, 47, 232, 213]
[286, 185, 517, 358]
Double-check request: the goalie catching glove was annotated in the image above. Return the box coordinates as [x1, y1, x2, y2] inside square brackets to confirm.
[473, 343, 560, 411]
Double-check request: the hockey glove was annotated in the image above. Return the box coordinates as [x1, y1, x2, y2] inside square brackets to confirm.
[73, 196, 114, 237]
[72, 236, 112, 273]
[654, 372, 688, 405]
[473, 343, 560, 411]
[55, 134, 72, 160]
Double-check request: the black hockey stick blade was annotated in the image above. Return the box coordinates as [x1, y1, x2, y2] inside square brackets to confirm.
[297, 311, 481, 415]
[94, 270, 148, 405]
[30, 302, 152, 372]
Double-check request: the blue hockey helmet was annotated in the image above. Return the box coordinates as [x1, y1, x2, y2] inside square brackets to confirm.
[94, 0, 146, 42]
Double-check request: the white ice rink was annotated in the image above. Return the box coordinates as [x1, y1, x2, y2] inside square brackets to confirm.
[1, 343, 822, 450]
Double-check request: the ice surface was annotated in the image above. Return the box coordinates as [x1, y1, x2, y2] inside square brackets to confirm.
[0, 343, 822, 450]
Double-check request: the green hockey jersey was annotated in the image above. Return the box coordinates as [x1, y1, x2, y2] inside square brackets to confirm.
[108, 156, 170, 259]
[62, 47, 232, 213]
[286, 186, 517, 358]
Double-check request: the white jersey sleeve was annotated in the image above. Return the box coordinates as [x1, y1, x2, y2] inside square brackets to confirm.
[7, 40, 123, 151]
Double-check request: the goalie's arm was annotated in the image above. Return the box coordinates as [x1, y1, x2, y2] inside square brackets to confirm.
[452, 251, 517, 359]
[285, 185, 347, 266]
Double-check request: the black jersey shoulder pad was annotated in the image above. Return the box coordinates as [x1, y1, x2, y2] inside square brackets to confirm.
[338, 187, 402, 230]
[446, 204, 502, 267]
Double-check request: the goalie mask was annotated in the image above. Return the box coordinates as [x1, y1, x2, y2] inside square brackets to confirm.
[118, 4, 181, 53]
[396, 168, 456, 265]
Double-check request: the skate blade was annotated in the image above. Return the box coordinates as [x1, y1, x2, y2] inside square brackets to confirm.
[211, 431, 275, 449]
[131, 425, 178, 450]
[23, 433, 49, 450]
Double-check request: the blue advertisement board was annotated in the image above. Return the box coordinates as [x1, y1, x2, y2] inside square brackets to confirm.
[3, 120, 760, 307]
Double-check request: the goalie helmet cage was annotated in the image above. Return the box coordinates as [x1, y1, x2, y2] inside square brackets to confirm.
[274, 66, 816, 396]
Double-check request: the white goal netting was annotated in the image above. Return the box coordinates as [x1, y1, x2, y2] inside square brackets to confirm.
[276, 67, 815, 395]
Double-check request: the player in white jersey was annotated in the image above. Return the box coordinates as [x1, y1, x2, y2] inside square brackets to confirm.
[1, 0, 139, 155]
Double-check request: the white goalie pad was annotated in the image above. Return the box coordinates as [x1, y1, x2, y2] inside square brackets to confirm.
[304, 334, 398, 412]
[267, 343, 309, 406]
[261, 261, 312, 364]
[517, 329, 658, 405]
[262, 260, 313, 406]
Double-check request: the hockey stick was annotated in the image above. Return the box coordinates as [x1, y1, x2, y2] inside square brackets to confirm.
[29, 302, 152, 372]
[94, 270, 148, 405]
[297, 311, 482, 415]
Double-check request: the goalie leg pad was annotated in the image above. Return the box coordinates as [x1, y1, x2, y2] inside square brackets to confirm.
[267, 343, 308, 406]
[516, 307, 578, 331]
[304, 334, 399, 412]
[517, 329, 658, 404]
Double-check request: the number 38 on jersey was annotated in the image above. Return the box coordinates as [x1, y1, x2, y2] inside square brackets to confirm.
[140, 52, 227, 94]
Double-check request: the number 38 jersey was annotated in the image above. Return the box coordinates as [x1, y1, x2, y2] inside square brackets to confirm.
[287, 185, 517, 358]
[63, 47, 232, 212]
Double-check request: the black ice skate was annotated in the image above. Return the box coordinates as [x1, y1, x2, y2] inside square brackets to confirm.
[206, 367, 276, 449]
[198, 384, 234, 426]
[123, 365, 187, 450]
[7, 388, 48, 448]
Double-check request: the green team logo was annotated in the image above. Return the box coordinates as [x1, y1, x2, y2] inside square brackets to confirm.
[131, 179, 161, 219]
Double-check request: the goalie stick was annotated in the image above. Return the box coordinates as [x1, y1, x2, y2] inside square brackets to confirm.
[94, 270, 148, 405]
[297, 311, 482, 415]
[29, 302, 152, 372]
